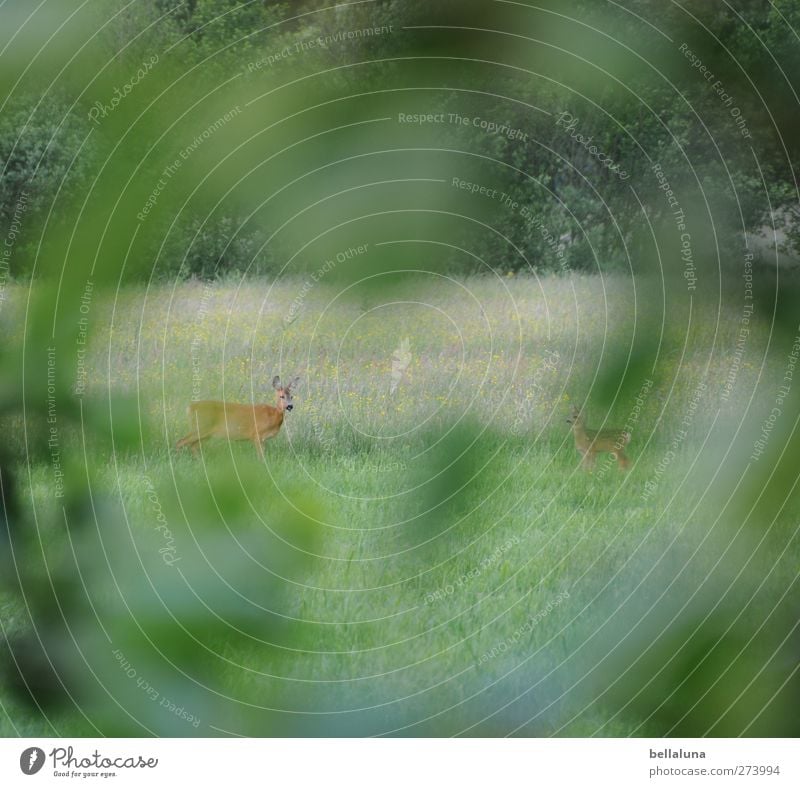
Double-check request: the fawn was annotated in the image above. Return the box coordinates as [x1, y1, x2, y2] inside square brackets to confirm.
[176, 375, 299, 459]
[566, 405, 631, 471]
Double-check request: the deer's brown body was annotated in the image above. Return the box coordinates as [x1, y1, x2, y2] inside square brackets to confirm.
[567, 406, 631, 470]
[176, 376, 299, 459]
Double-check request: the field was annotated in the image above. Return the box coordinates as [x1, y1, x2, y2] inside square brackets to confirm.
[1, 273, 798, 737]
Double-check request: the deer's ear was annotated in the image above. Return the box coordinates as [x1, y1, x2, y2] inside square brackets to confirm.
[571, 405, 580, 416]
[290, 376, 300, 390]
[272, 376, 282, 390]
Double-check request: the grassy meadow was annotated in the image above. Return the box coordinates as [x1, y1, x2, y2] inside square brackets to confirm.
[1, 272, 798, 737]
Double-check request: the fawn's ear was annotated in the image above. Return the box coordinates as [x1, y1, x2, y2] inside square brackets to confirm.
[289, 376, 300, 390]
[272, 375, 282, 390]
[571, 405, 580, 416]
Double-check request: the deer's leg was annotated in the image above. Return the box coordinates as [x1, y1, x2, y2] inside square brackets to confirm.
[616, 451, 630, 471]
[176, 434, 198, 451]
[253, 435, 265, 460]
[178, 434, 207, 456]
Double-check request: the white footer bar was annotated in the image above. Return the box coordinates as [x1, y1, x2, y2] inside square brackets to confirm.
[1, 738, 796, 785]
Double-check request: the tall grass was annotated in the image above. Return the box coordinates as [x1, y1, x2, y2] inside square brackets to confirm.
[1, 274, 798, 736]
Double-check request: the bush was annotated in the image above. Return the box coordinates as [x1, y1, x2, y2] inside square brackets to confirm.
[155, 215, 277, 280]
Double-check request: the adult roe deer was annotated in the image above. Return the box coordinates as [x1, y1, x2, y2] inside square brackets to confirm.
[566, 405, 631, 471]
[176, 375, 299, 459]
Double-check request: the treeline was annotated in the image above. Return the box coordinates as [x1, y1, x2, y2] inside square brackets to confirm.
[0, 0, 797, 278]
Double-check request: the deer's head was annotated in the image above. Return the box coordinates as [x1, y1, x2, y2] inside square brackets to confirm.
[566, 405, 583, 425]
[273, 375, 300, 412]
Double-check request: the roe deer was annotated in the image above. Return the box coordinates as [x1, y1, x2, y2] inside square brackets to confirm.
[566, 405, 631, 471]
[176, 376, 299, 459]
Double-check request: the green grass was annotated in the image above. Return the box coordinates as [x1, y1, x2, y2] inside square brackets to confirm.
[1, 274, 798, 736]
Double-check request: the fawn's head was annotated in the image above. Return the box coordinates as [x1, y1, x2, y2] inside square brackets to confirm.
[566, 405, 583, 426]
[273, 375, 300, 412]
